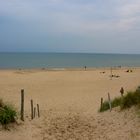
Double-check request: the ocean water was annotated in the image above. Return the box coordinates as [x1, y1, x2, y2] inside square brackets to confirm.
[0, 53, 140, 69]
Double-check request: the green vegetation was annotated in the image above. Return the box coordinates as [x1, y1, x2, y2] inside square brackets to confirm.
[121, 90, 140, 109]
[100, 97, 122, 112]
[100, 87, 140, 112]
[100, 100, 110, 112]
[0, 99, 4, 107]
[0, 99, 17, 127]
[111, 97, 122, 108]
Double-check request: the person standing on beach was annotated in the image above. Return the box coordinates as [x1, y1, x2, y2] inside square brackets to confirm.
[84, 66, 87, 71]
[120, 87, 124, 97]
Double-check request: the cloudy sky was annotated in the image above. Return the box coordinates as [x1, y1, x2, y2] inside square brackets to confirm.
[0, 0, 140, 53]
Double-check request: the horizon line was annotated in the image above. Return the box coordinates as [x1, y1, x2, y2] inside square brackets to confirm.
[0, 51, 140, 55]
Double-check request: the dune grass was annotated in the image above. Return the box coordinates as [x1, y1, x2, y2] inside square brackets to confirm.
[0, 99, 17, 127]
[100, 87, 140, 112]
[0, 99, 3, 107]
[121, 90, 140, 109]
[100, 97, 122, 112]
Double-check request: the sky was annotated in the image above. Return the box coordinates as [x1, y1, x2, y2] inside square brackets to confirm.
[0, 0, 140, 54]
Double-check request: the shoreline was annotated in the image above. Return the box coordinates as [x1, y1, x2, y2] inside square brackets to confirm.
[0, 66, 139, 71]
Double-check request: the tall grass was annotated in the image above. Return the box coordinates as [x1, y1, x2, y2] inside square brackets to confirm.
[121, 90, 140, 109]
[0, 99, 17, 127]
[99, 87, 140, 112]
[0, 99, 3, 107]
[100, 97, 122, 112]
[111, 97, 122, 108]
[100, 101, 110, 112]
[0, 105, 17, 125]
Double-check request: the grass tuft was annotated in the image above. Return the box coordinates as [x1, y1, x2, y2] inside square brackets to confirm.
[121, 91, 140, 109]
[99, 101, 110, 112]
[99, 87, 140, 112]
[0, 101, 17, 127]
[111, 97, 122, 108]
[0, 99, 4, 107]
[100, 97, 122, 112]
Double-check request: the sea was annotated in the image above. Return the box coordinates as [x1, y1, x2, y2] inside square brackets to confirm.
[0, 52, 140, 69]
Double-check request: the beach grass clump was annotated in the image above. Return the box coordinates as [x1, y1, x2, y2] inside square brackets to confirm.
[0, 100, 17, 126]
[111, 97, 122, 108]
[121, 90, 140, 109]
[99, 101, 110, 112]
[0, 105, 17, 125]
[120, 92, 137, 109]
[100, 97, 122, 112]
[0, 99, 4, 107]
[99, 87, 140, 112]
[136, 86, 140, 91]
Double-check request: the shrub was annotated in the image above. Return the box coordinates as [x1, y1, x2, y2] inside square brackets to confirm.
[0, 104, 17, 125]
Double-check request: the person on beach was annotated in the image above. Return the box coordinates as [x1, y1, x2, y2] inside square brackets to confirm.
[84, 66, 87, 71]
[120, 87, 124, 97]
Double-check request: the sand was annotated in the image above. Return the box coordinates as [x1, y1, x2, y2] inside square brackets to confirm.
[0, 67, 140, 140]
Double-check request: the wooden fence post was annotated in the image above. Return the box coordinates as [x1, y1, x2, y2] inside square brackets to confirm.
[110, 67, 113, 80]
[37, 104, 40, 118]
[108, 93, 112, 112]
[100, 98, 103, 111]
[20, 89, 24, 121]
[34, 107, 36, 118]
[31, 99, 34, 120]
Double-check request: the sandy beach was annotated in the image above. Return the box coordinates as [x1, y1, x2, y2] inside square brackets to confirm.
[0, 67, 140, 140]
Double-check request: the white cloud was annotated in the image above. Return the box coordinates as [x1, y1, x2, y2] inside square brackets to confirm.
[117, 1, 140, 17]
[1, 0, 140, 53]
[116, 17, 137, 31]
[114, 0, 140, 31]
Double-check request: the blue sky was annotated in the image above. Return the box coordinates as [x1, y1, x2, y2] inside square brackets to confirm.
[0, 0, 140, 53]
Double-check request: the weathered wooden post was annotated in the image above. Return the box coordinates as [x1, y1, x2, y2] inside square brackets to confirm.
[34, 107, 36, 118]
[110, 67, 112, 80]
[100, 98, 103, 111]
[37, 104, 40, 118]
[20, 89, 24, 121]
[108, 93, 112, 112]
[31, 99, 34, 120]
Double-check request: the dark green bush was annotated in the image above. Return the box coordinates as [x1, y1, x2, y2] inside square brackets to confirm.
[0, 105, 17, 125]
